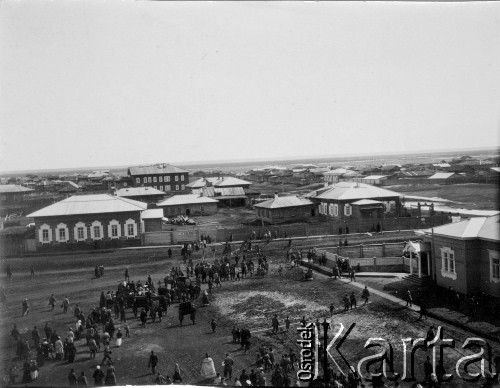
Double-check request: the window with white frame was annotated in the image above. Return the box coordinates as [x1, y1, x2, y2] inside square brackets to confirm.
[318, 205, 322, 215]
[153, 176, 157, 182]
[125, 219, 137, 237]
[159, 176, 163, 182]
[181, 175, 185, 181]
[91, 221, 103, 240]
[74, 222, 87, 241]
[55, 223, 69, 243]
[136, 178, 140, 184]
[148, 177, 152, 183]
[176, 185, 179, 191]
[166, 185, 171, 191]
[440, 247, 457, 280]
[333, 204, 339, 217]
[344, 204, 352, 216]
[489, 250, 500, 283]
[322, 203, 327, 215]
[159, 185, 163, 191]
[39, 225, 52, 243]
[175, 175, 179, 182]
[108, 220, 121, 239]
[328, 204, 334, 216]
[181, 184, 185, 190]
[165, 176, 170, 182]
[143, 177, 147, 183]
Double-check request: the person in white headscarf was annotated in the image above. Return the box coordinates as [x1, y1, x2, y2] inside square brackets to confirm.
[200, 353, 216, 379]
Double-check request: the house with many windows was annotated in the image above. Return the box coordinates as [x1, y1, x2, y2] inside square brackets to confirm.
[423, 215, 500, 297]
[128, 163, 189, 193]
[27, 194, 147, 250]
[307, 182, 402, 221]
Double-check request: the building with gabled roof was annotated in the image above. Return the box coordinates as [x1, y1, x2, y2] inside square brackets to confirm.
[27, 194, 147, 249]
[422, 215, 500, 297]
[187, 176, 251, 189]
[156, 194, 218, 217]
[128, 163, 189, 194]
[254, 194, 314, 223]
[115, 186, 165, 204]
[308, 182, 401, 220]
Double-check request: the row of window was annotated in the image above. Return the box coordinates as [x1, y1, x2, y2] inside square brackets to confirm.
[153, 184, 185, 192]
[38, 220, 138, 243]
[135, 175, 185, 184]
[318, 203, 351, 217]
[440, 248, 499, 283]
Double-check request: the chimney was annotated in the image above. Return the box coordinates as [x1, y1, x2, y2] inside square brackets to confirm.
[274, 192, 278, 199]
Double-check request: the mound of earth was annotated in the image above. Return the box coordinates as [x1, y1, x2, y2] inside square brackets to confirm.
[282, 266, 305, 281]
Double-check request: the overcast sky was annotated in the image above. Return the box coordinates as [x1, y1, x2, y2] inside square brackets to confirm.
[1, 1, 499, 172]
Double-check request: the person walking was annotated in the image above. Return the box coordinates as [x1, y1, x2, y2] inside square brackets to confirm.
[271, 314, 279, 334]
[361, 286, 370, 304]
[211, 318, 217, 333]
[62, 296, 70, 314]
[48, 294, 56, 311]
[418, 300, 429, 320]
[92, 366, 105, 387]
[405, 289, 413, 307]
[223, 353, 234, 380]
[148, 351, 158, 374]
[78, 371, 88, 386]
[330, 303, 335, 316]
[101, 342, 113, 366]
[350, 292, 357, 309]
[104, 366, 116, 386]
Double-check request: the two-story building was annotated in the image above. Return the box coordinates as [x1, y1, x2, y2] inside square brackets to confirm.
[128, 163, 189, 194]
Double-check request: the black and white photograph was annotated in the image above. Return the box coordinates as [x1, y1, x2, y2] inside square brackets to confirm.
[0, 1, 499, 387]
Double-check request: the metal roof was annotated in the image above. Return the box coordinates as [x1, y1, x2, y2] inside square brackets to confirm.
[186, 177, 251, 188]
[428, 172, 455, 179]
[425, 215, 499, 242]
[27, 194, 147, 218]
[254, 196, 313, 209]
[0, 184, 34, 193]
[312, 182, 400, 201]
[214, 187, 246, 196]
[156, 194, 218, 207]
[351, 199, 384, 206]
[361, 175, 389, 180]
[141, 209, 164, 219]
[115, 187, 165, 197]
[128, 164, 189, 176]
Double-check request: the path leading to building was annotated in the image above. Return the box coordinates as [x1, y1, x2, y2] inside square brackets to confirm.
[302, 259, 500, 343]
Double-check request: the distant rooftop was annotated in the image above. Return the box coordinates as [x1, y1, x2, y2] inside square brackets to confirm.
[254, 195, 313, 209]
[115, 187, 165, 197]
[128, 163, 189, 176]
[0, 184, 34, 194]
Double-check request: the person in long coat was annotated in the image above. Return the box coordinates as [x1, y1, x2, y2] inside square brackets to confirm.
[200, 353, 216, 379]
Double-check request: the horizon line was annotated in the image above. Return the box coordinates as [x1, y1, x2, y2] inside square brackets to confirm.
[1, 146, 499, 176]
